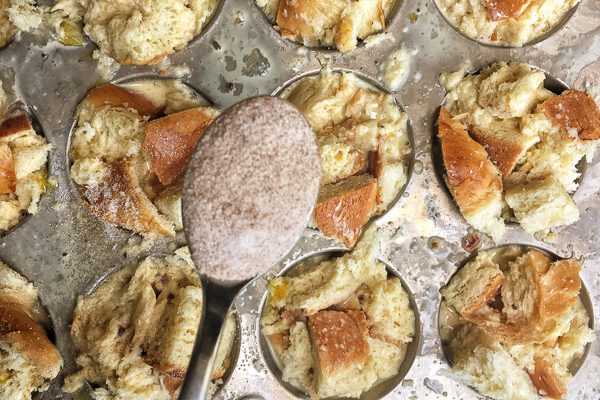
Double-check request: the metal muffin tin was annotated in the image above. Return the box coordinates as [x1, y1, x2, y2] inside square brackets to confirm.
[0, 0, 599, 398]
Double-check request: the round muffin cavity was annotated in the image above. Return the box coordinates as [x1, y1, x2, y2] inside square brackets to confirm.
[0, 260, 63, 400]
[279, 66, 412, 249]
[69, 78, 220, 238]
[435, 62, 600, 243]
[438, 245, 595, 400]
[435, 0, 578, 46]
[52, 0, 218, 65]
[255, 0, 399, 52]
[260, 225, 419, 399]
[63, 247, 237, 399]
[0, 82, 52, 236]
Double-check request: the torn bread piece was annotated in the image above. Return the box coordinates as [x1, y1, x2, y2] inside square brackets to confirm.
[538, 258, 581, 321]
[143, 107, 219, 185]
[541, 89, 600, 142]
[87, 84, 165, 119]
[470, 122, 539, 181]
[528, 356, 566, 400]
[275, 0, 386, 52]
[309, 310, 370, 398]
[438, 107, 505, 242]
[82, 158, 175, 238]
[0, 108, 32, 139]
[318, 124, 367, 185]
[441, 323, 540, 400]
[312, 174, 378, 248]
[441, 250, 504, 317]
[261, 226, 416, 399]
[0, 261, 62, 400]
[504, 175, 580, 236]
[363, 277, 415, 346]
[0, 143, 16, 194]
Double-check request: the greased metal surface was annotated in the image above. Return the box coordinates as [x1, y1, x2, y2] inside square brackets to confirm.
[0, 0, 599, 399]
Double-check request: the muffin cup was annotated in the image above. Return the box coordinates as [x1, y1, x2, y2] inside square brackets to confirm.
[432, 63, 588, 234]
[438, 244, 594, 394]
[259, 248, 421, 400]
[273, 67, 415, 249]
[252, 0, 404, 53]
[65, 74, 216, 239]
[433, 0, 579, 48]
[0, 101, 53, 238]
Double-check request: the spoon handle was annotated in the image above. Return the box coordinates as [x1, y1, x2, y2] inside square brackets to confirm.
[178, 278, 246, 400]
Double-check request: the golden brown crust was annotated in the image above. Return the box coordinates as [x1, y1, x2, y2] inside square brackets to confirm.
[461, 274, 504, 317]
[486, 0, 531, 21]
[313, 174, 377, 248]
[87, 84, 164, 119]
[309, 310, 369, 377]
[528, 249, 553, 275]
[541, 89, 600, 141]
[528, 356, 567, 400]
[82, 158, 175, 237]
[470, 127, 525, 181]
[539, 258, 581, 321]
[162, 375, 183, 396]
[0, 301, 62, 379]
[0, 143, 17, 194]
[143, 108, 214, 186]
[462, 306, 545, 344]
[0, 109, 32, 139]
[438, 107, 502, 217]
[276, 0, 348, 43]
[152, 364, 184, 395]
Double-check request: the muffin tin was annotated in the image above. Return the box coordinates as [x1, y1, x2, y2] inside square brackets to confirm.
[0, 0, 599, 398]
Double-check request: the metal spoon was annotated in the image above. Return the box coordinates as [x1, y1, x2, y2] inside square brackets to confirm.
[179, 96, 321, 399]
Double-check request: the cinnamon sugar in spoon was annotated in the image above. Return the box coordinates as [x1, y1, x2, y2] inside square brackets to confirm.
[179, 96, 321, 399]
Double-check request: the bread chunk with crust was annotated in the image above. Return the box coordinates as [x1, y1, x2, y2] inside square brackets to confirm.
[87, 84, 164, 119]
[0, 108, 32, 139]
[313, 174, 377, 248]
[541, 89, 600, 141]
[470, 122, 538, 181]
[82, 158, 175, 238]
[0, 261, 62, 399]
[143, 107, 218, 185]
[441, 250, 504, 317]
[504, 175, 580, 235]
[318, 124, 367, 185]
[276, 0, 385, 52]
[438, 107, 505, 242]
[309, 310, 369, 398]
